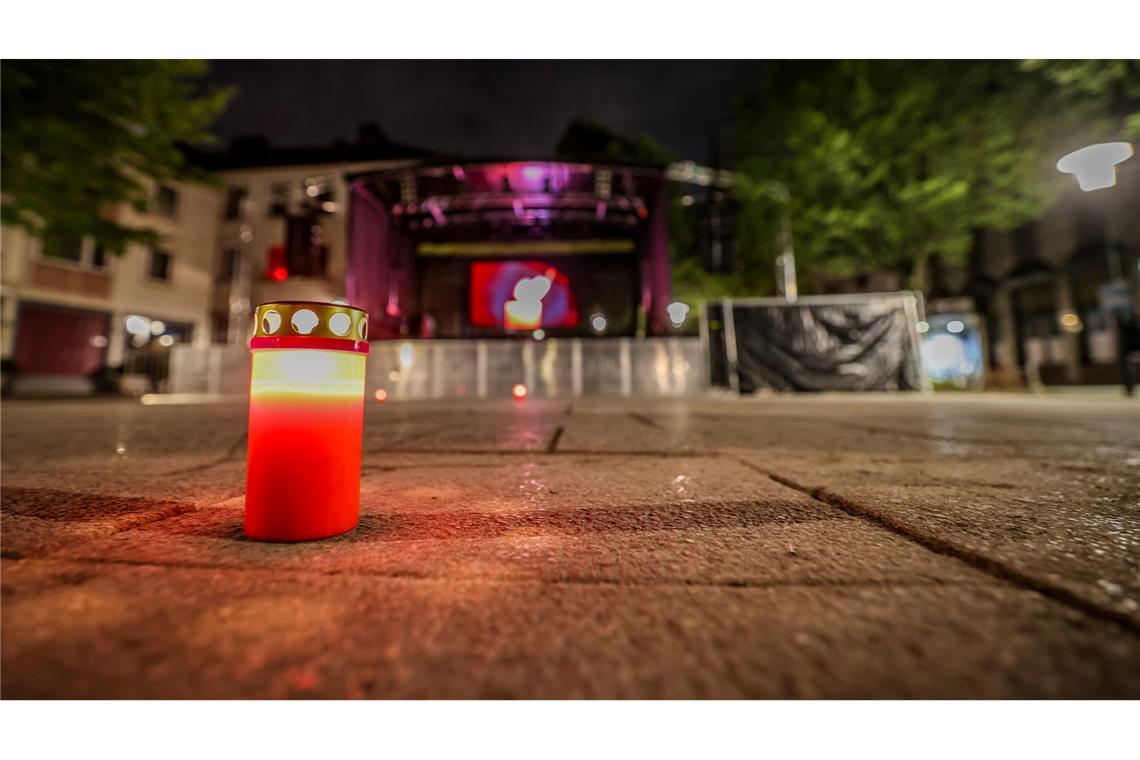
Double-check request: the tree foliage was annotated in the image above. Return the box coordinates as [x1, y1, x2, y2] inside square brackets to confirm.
[729, 60, 1133, 289]
[1023, 59, 1140, 138]
[556, 118, 673, 166]
[1, 60, 231, 253]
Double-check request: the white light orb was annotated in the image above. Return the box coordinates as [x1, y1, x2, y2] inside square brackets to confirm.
[590, 313, 607, 333]
[328, 312, 352, 336]
[291, 309, 319, 335]
[261, 310, 282, 334]
[946, 320, 965, 334]
[1057, 142, 1134, 192]
[125, 315, 151, 336]
[666, 301, 690, 327]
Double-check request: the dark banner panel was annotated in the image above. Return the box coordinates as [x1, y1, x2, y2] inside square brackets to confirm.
[727, 296, 925, 392]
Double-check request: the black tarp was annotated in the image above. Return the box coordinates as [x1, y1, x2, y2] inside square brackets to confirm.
[727, 298, 924, 392]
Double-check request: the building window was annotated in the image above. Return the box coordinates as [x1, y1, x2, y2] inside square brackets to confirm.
[268, 182, 290, 217]
[156, 184, 180, 218]
[216, 247, 240, 283]
[224, 186, 247, 221]
[285, 215, 329, 278]
[149, 249, 172, 282]
[211, 310, 230, 344]
[40, 231, 109, 270]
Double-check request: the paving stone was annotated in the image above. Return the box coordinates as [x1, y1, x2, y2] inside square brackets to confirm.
[2, 559, 1137, 699]
[736, 446, 1140, 625]
[57, 503, 985, 587]
[3, 394, 1138, 698]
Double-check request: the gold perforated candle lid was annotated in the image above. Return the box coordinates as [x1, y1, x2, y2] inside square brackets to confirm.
[253, 301, 369, 341]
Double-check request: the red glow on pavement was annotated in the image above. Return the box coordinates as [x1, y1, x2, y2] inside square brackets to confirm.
[373, 388, 388, 402]
[511, 383, 528, 400]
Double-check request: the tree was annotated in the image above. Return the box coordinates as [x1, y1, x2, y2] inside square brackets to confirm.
[728, 61, 1130, 290]
[1023, 59, 1140, 138]
[556, 118, 673, 166]
[1, 60, 231, 254]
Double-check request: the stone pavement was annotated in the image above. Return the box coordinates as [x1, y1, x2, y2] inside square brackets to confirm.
[2, 393, 1138, 698]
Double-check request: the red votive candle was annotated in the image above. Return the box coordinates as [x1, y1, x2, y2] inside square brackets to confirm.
[244, 301, 370, 541]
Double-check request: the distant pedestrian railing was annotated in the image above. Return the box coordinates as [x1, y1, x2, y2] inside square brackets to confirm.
[169, 337, 706, 399]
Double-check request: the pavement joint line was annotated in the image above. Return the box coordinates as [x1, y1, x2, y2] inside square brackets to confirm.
[740, 460, 1140, 637]
[360, 448, 714, 458]
[0, 484, 248, 560]
[363, 423, 461, 453]
[545, 426, 565, 454]
[830, 421, 1132, 449]
[627, 412, 661, 429]
[2, 554, 1001, 591]
[361, 461, 508, 474]
[160, 433, 248, 476]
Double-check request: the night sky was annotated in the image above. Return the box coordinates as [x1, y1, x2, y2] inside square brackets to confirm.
[205, 61, 769, 162]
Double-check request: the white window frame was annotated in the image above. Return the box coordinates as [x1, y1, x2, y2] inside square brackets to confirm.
[35, 236, 110, 272]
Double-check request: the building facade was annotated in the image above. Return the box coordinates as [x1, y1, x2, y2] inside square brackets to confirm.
[1, 178, 221, 393]
[1, 127, 425, 393]
[925, 162, 1140, 387]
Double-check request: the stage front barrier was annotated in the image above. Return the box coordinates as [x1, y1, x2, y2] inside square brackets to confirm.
[703, 293, 929, 392]
[169, 337, 706, 399]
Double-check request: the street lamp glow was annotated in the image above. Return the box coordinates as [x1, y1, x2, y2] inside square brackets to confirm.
[590, 313, 608, 333]
[1056, 142, 1134, 191]
[666, 301, 690, 328]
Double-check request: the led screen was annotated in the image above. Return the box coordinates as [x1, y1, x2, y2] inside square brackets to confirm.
[469, 261, 579, 330]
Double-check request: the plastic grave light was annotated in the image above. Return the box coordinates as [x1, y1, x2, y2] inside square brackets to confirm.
[1056, 142, 1134, 191]
[244, 301, 370, 542]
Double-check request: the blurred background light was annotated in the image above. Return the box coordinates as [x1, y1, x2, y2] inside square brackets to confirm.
[125, 315, 150, 336]
[1059, 310, 1083, 333]
[666, 301, 690, 328]
[1056, 142, 1134, 191]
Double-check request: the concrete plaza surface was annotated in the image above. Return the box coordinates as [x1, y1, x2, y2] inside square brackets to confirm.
[2, 392, 1138, 698]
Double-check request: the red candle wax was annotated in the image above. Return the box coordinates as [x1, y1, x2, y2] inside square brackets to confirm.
[244, 303, 370, 542]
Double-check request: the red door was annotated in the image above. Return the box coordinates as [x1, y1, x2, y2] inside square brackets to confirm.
[14, 304, 109, 375]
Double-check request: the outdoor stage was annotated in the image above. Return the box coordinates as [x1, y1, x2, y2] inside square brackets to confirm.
[346, 160, 674, 340]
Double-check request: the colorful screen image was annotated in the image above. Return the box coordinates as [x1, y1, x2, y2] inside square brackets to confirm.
[469, 261, 579, 330]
